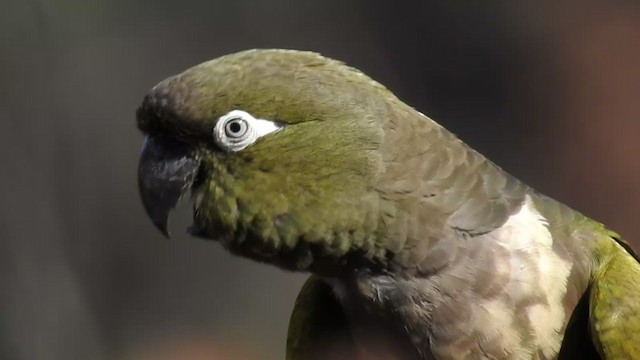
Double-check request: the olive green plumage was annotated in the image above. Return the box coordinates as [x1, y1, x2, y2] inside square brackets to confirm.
[136, 49, 640, 359]
[589, 233, 640, 358]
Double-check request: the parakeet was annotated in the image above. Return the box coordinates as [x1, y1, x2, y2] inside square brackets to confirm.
[136, 49, 640, 359]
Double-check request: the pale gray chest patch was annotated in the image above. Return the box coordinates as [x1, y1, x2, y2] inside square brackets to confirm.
[479, 195, 573, 358]
[330, 195, 573, 359]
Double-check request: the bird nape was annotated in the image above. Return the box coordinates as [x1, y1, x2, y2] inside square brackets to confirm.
[136, 49, 640, 360]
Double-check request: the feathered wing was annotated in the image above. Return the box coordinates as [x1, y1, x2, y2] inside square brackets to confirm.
[589, 233, 640, 359]
[286, 276, 355, 360]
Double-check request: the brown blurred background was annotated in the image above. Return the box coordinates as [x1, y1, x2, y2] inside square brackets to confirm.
[1, 1, 639, 359]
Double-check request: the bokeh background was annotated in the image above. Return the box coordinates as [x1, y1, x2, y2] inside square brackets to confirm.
[2, 1, 639, 359]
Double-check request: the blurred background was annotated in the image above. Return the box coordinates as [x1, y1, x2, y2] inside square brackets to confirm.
[1, 1, 639, 359]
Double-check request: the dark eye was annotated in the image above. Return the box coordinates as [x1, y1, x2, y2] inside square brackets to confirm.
[224, 118, 248, 138]
[214, 110, 282, 152]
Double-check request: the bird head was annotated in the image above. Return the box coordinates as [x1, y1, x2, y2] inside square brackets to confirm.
[137, 49, 398, 273]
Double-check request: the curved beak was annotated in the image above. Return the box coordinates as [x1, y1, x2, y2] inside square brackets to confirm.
[138, 136, 200, 238]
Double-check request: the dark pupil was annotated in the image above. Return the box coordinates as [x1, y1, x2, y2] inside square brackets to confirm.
[228, 121, 242, 133]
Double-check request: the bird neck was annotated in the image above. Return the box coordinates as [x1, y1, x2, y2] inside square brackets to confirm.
[375, 104, 528, 274]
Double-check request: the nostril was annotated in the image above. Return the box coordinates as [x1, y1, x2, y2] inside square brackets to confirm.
[136, 85, 181, 134]
[136, 95, 156, 129]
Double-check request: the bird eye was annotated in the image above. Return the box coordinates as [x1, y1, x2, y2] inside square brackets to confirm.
[224, 118, 248, 138]
[213, 110, 282, 152]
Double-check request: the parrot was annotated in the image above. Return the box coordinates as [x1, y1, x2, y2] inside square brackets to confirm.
[136, 49, 640, 359]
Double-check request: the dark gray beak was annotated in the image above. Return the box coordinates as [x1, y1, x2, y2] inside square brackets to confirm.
[138, 136, 200, 238]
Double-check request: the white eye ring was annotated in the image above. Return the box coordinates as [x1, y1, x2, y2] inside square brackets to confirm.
[213, 110, 282, 152]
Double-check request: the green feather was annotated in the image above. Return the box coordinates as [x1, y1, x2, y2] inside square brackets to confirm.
[137, 49, 640, 359]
